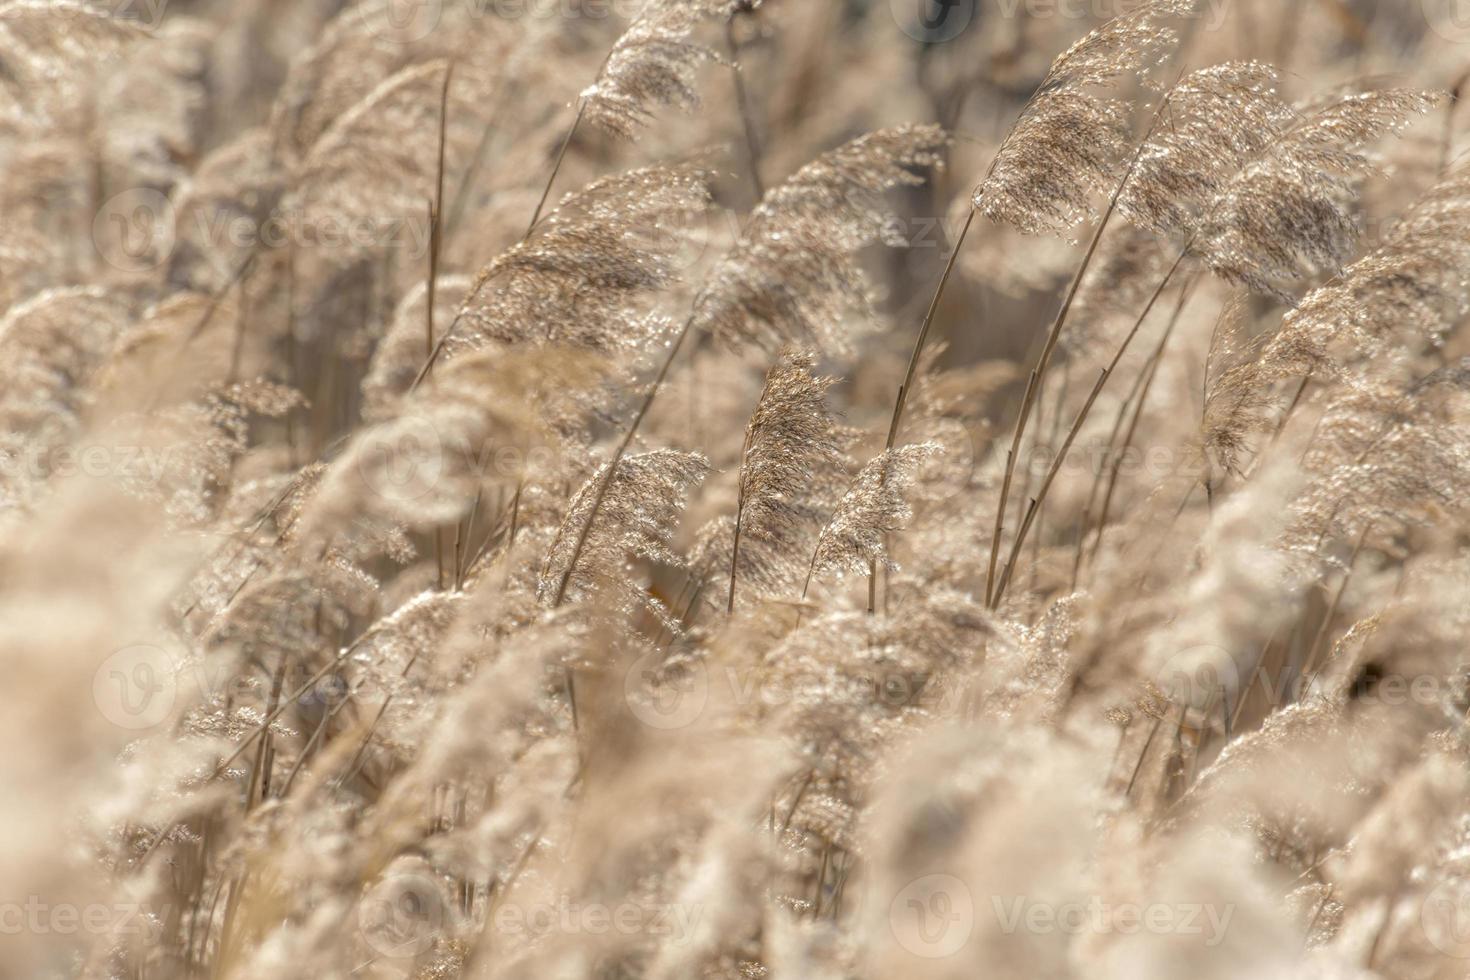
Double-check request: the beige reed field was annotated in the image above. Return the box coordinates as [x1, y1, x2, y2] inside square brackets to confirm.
[8, 0, 1470, 976]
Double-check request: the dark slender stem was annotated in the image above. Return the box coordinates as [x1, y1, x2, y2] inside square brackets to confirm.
[1249, 371, 1315, 474]
[435, 63, 453, 245]
[1087, 277, 1195, 572]
[227, 282, 248, 384]
[793, 551, 819, 628]
[428, 67, 454, 589]
[1299, 524, 1371, 685]
[1074, 340, 1155, 582]
[1126, 712, 1164, 798]
[1440, 70, 1469, 177]
[876, 210, 978, 614]
[986, 382, 1032, 605]
[984, 91, 1175, 604]
[812, 844, 831, 918]
[456, 489, 482, 589]
[551, 314, 697, 608]
[278, 694, 348, 798]
[727, 429, 755, 614]
[677, 578, 707, 634]
[886, 208, 977, 450]
[424, 206, 438, 369]
[443, 70, 510, 246]
[527, 100, 586, 238]
[800, 552, 817, 603]
[727, 506, 746, 615]
[411, 308, 467, 393]
[778, 768, 815, 836]
[726, 15, 765, 200]
[991, 369, 1110, 607]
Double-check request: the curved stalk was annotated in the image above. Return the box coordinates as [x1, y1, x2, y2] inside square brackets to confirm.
[726, 14, 765, 200]
[526, 99, 586, 237]
[727, 427, 756, 614]
[990, 247, 1188, 607]
[1086, 278, 1196, 573]
[550, 314, 697, 608]
[984, 96, 1174, 602]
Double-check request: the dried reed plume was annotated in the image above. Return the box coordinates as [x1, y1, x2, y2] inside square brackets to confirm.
[693, 123, 948, 356]
[727, 348, 845, 611]
[9, 4, 1470, 980]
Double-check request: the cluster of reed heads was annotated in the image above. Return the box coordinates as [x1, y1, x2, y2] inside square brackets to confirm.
[6, 0, 1470, 977]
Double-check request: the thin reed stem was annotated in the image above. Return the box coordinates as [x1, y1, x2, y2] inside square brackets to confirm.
[985, 95, 1175, 603]
[991, 244, 1189, 606]
[428, 67, 454, 588]
[726, 14, 765, 200]
[991, 368, 1109, 607]
[886, 208, 977, 450]
[1300, 524, 1371, 684]
[727, 427, 755, 614]
[1087, 278, 1195, 571]
[550, 314, 697, 608]
[527, 100, 586, 238]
